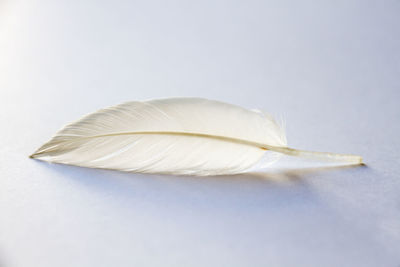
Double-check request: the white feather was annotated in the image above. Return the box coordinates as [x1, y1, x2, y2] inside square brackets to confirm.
[31, 98, 362, 176]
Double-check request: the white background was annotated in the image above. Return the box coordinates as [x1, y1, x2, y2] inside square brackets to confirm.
[1, 0, 399, 266]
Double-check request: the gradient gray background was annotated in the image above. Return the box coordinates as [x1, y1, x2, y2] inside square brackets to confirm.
[1, 0, 399, 266]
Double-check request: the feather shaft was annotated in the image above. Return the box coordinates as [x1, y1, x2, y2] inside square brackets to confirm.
[31, 130, 362, 164]
[262, 146, 363, 164]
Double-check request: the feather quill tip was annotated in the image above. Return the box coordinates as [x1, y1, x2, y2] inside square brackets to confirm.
[344, 155, 363, 165]
[342, 154, 363, 165]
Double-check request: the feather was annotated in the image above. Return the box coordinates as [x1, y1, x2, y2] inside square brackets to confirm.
[30, 98, 363, 176]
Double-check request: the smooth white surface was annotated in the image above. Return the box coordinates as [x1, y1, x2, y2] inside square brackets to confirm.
[0, 0, 399, 266]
